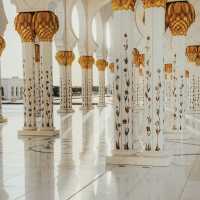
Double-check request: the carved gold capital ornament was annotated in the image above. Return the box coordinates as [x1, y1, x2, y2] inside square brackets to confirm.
[164, 64, 173, 74]
[186, 45, 200, 65]
[132, 48, 144, 66]
[15, 12, 35, 42]
[96, 60, 108, 71]
[195, 46, 200, 66]
[185, 70, 189, 79]
[112, 0, 136, 11]
[166, 1, 195, 36]
[56, 51, 75, 66]
[0, 36, 5, 57]
[142, 0, 166, 8]
[186, 46, 198, 63]
[79, 56, 95, 69]
[109, 63, 115, 73]
[33, 11, 59, 42]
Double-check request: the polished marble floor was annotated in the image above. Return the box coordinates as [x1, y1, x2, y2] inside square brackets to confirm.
[0, 105, 200, 200]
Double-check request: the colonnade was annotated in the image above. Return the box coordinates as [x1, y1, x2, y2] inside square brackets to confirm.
[1, 0, 200, 167]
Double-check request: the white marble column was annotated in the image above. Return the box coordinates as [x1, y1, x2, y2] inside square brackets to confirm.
[109, 63, 115, 103]
[15, 13, 36, 131]
[164, 64, 173, 111]
[112, 8, 135, 152]
[0, 36, 7, 123]
[33, 11, 59, 133]
[173, 37, 188, 134]
[34, 44, 41, 117]
[166, 1, 195, 136]
[189, 69, 196, 113]
[185, 70, 190, 113]
[56, 51, 75, 113]
[195, 65, 200, 113]
[143, 1, 165, 151]
[79, 56, 94, 111]
[96, 59, 107, 107]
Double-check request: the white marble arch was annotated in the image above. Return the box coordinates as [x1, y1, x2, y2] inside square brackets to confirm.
[0, 0, 8, 35]
[11, 0, 60, 12]
[75, 0, 97, 56]
[95, 3, 112, 59]
[55, 0, 78, 51]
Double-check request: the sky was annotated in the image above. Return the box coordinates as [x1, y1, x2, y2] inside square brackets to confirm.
[1, 0, 101, 86]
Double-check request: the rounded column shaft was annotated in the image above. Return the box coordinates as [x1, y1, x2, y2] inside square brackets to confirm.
[34, 44, 41, 117]
[79, 56, 94, 111]
[56, 51, 74, 113]
[96, 59, 107, 107]
[143, 3, 165, 151]
[15, 13, 36, 130]
[98, 71, 106, 106]
[40, 41, 54, 129]
[23, 42, 36, 129]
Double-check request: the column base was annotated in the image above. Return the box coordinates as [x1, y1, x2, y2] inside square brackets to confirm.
[0, 116, 8, 123]
[80, 106, 94, 112]
[165, 132, 192, 140]
[18, 128, 59, 137]
[106, 150, 172, 167]
[97, 104, 106, 108]
[57, 108, 75, 114]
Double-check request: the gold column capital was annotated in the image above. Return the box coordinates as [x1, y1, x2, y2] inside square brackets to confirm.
[56, 51, 75, 66]
[195, 46, 200, 66]
[112, 0, 136, 12]
[132, 48, 144, 66]
[15, 12, 35, 42]
[96, 59, 108, 71]
[166, 1, 195, 36]
[164, 63, 173, 74]
[186, 45, 198, 63]
[35, 44, 40, 62]
[142, 0, 166, 9]
[79, 56, 95, 69]
[33, 11, 59, 42]
[0, 36, 5, 57]
[185, 70, 189, 79]
[109, 63, 115, 73]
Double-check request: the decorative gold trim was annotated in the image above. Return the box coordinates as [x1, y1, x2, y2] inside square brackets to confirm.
[132, 48, 144, 66]
[109, 63, 115, 73]
[166, 1, 195, 36]
[196, 46, 200, 66]
[0, 36, 5, 56]
[15, 12, 35, 42]
[112, 0, 136, 12]
[33, 11, 59, 42]
[164, 63, 172, 74]
[96, 59, 108, 71]
[142, 0, 166, 9]
[56, 51, 75, 66]
[185, 70, 189, 79]
[139, 67, 144, 76]
[79, 56, 94, 69]
[186, 46, 198, 63]
[35, 44, 40, 62]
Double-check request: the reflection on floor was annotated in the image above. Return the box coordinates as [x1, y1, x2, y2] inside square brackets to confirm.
[0, 105, 200, 200]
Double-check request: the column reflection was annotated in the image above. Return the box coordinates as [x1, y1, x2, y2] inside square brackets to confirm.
[22, 136, 55, 200]
[0, 126, 8, 200]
